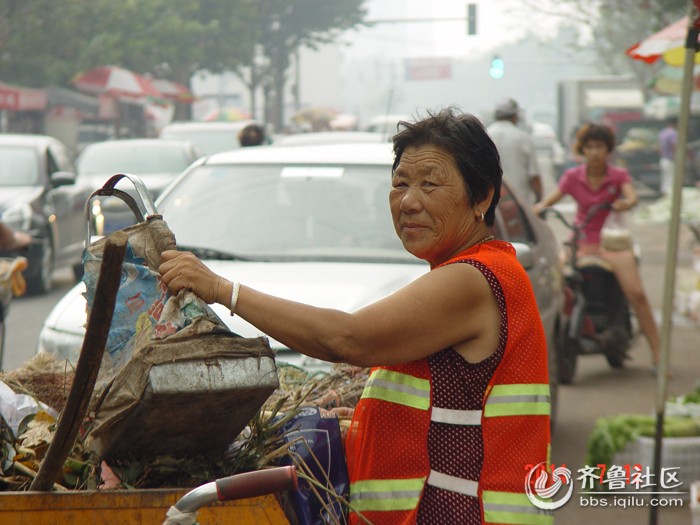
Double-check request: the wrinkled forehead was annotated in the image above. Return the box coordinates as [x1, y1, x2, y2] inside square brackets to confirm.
[394, 145, 458, 178]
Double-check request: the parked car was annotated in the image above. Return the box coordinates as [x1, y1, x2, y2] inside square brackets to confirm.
[158, 120, 265, 156]
[274, 131, 389, 147]
[0, 134, 91, 294]
[76, 138, 202, 235]
[364, 114, 411, 137]
[38, 142, 563, 418]
[76, 122, 115, 155]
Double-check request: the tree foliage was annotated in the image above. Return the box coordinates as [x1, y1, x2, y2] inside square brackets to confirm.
[254, 0, 367, 127]
[0, 0, 367, 127]
[514, 0, 688, 93]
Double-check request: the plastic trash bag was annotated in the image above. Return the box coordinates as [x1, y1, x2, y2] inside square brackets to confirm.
[278, 406, 349, 525]
[601, 211, 633, 252]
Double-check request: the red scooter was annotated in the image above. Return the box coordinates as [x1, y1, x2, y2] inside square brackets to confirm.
[540, 203, 635, 384]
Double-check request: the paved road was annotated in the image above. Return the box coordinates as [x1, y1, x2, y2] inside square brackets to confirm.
[2, 267, 77, 371]
[549, 196, 700, 524]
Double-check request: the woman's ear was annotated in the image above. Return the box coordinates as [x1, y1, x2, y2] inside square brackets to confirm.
[478, 186, 495, 212]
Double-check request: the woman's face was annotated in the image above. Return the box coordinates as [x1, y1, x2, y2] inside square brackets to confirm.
[581, 139, 610, 168]
[390, 145, 477, 265]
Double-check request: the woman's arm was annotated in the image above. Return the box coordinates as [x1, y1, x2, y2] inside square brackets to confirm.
[159, 250, 500, 368]
[0, 223, 30, 250]
[532, 187, 564, 216]
[612, 181, 638, 211]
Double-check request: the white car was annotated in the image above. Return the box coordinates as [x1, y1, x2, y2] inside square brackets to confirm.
[38, 143, 564, 408]
[76, 138, 202, 235]
[158, 120, 265, 156]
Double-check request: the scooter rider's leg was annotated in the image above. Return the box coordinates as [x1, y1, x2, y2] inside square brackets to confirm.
[603, 249, 661, 368]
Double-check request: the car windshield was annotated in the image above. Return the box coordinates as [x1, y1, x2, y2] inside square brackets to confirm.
[160, 129, 239, 156]
[0, 146, 40, 186]
[158, 163, 420, 263]
[78, 143, 193, 175]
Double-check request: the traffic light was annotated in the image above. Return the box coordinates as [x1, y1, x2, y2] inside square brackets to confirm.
[489, 55, 504, 79]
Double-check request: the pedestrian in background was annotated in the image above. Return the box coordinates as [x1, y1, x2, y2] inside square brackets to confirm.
[237, 123, 266, 147]
[658, 116, 677, 196]
[487, 98, 542, 204]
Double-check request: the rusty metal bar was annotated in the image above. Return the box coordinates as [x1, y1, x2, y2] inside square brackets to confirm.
[30, 231, 127, 491]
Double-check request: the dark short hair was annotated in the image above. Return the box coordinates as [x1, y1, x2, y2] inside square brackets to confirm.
[573, 123, 616, 155]
[391, 107, 501, 226]
[238, 123, 265, 147]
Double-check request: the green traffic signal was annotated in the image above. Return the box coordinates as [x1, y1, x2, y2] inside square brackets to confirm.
[490, 55, 504, 79]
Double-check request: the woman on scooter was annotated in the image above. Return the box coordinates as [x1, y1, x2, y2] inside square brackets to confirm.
[533, 122, 661, 373]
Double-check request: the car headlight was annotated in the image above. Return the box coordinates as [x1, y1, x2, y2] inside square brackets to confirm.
[1, 202, 32, 231]
[91, 199, 105, 236]
[37, 326, 83, 364]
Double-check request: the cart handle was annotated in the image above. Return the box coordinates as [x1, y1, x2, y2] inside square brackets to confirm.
[83, 173, 160, 245]
[172, 466, 298, 514]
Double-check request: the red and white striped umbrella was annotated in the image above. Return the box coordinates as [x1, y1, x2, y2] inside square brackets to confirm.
[626, 16, 700, 65]
[72, 65, 162, 100]
[151, 78, 195, 103]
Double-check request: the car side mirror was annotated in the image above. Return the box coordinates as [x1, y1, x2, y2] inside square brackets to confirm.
[511, 242, 535, 270]
[50, 171, 77, 187]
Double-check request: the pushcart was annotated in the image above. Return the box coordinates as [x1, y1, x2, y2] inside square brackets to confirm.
[0, 466, 297, 525]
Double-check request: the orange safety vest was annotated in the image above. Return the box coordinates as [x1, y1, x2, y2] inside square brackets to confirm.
[345, 241, 552, 525]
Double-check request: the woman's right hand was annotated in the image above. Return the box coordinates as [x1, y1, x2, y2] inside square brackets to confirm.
[159, 249, 230, 305]
[0, 224, 31, 251]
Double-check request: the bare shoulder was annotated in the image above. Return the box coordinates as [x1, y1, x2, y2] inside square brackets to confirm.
[415, 259, 494, 306]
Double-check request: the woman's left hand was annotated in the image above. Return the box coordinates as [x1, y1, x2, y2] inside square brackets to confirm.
[159, 249, 229, 304]
[612, 199, 632, 212]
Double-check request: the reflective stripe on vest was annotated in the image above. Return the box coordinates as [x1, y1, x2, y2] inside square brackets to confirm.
[349, 477, 426, 512]
[360, 369, 431, 410]
[484, 383, 550, 418]
[482, 490, 554, 525]
[427, 469, 478, 497]
[431, 407, 482, 425]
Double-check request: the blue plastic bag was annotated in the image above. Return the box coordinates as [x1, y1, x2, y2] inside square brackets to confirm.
[278, 406, 349, 525]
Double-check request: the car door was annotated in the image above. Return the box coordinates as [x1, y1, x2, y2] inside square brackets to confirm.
[495, 181, 563, 424]
[495, 182, 556, 315]
[44, 140, 88, 267]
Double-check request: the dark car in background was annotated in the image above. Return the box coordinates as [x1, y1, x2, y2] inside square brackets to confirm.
[615, 116, 700, 191]
[76, 138, 202, 235]
[615, 118, 666, 191]
[0, 134, 91, 294]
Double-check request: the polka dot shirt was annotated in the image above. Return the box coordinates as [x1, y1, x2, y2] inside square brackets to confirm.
[417, 260, 506, 525]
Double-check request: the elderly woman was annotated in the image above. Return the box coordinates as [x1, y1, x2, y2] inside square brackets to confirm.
[160, 108, 551, 525]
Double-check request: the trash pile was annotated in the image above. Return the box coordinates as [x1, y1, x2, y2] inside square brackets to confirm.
[0, 352, 367, 495]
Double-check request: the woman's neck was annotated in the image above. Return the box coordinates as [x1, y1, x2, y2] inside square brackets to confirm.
[586, 163, 606, 177]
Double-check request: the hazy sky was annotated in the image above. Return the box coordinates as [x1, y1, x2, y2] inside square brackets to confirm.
[340, 0, 562, 61]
